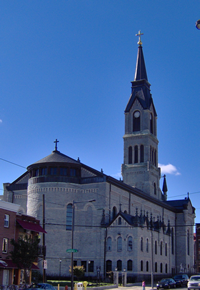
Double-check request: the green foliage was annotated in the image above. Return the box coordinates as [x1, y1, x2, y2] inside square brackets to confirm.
[9, 235, 40, 271]
[69, 265, 85, 278]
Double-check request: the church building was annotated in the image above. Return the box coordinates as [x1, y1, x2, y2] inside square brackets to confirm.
[3, 33, 195, 281]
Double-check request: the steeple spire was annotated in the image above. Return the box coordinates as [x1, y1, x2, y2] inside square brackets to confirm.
[134, 31, 148, 81]
[162, 175, 168, 201]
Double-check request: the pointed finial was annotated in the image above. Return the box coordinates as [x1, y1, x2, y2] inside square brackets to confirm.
[136, 30, 144, 46]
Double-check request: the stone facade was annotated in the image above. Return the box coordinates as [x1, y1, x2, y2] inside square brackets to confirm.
[2, 41, 195, 281]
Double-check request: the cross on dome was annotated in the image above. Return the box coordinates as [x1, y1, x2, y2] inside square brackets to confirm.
[54, 139, 59, 151]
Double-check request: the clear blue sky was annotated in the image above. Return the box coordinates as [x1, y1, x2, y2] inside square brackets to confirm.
[0, 1, 200, 223]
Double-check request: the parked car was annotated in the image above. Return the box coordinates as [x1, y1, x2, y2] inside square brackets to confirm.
[157, 278, 176, 289]
[187, 275, 200, 290]
[29, 284, 56, 290]
[173, 274, 189, 287]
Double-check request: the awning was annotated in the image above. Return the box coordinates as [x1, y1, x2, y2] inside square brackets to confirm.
[0, 259, 39, 270]
[17, 219, 46, 233]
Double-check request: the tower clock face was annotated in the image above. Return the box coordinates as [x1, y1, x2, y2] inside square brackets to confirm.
[134, 111, 140, 118]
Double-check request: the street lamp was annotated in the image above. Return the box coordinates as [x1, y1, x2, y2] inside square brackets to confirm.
[59, 259, 62, 277]
[196, 19, 200, 30]
[71, 199, 95, 290]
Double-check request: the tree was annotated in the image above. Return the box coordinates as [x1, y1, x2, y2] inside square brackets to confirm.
[69, 265, 85, 279]
[9, 235, 40, 283]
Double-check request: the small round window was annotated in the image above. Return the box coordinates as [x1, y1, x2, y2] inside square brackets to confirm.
[134, 111, 140, 118]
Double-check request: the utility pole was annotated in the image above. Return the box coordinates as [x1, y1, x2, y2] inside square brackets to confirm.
[43, 194, 46, 283]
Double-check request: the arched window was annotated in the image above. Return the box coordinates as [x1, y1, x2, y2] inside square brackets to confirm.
[133, 111, 140, 132]
[118, 217, 121, 225]
[112, 206, 117, 219]
[160, 263, 163, 273]
[141, 260, 143, 271]
[85, 206, 93, 226]
[155, 262, 157, 272]
[160, 241, 162, 255]
[134, 145, 138, 163]
[127, 236, 133, 251]
[107, 237, 112, 251]
[150, 113, 153, 134]
[154, 183, 156, 195]
[165, 243, 167, 256]
[106, 260, 112, 272]
[141, 237, 143, 252]
[66, 203, 73, 230]
[128, 146, 132, 164]
[155, 241, 157, 254]
[117, 260, 122, 271]
[117, 237, 122, 252]
[165, 263, 168, 273]
[146, 261, 149, 272]
[146, 238, 149, 252]
[140, 145, 144, 163]
[127, 260, 132, 271]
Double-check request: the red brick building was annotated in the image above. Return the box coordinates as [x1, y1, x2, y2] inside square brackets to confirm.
[0, 200, 45, 286]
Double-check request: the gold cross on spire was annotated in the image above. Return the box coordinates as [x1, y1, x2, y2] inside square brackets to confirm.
[136, 30, 144, 46]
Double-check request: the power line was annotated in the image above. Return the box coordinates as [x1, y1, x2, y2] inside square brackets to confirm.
[0, 157, 26, 169]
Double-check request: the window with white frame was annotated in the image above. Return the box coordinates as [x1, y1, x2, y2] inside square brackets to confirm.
[4, 214, 9, 228]
[2, 238, 8, 253]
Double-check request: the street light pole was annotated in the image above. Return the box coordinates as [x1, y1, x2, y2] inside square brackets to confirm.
[71, 201, 75, 290]
[70, 199, 95, 290]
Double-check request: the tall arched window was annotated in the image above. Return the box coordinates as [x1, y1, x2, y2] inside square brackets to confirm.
[165, 263, 168, 273]
[165, 243, 167, 256]
[118, 217, 121, 225]
[106, 260, 112, 272]
[112, 206, 117, 219]
[141, 260, 143, 271]
[146, 238, 149, 252]
[117, 260, 122, 271]
[85, 206, 93, 226]
[160, 263, 163, 273]
[155, 241, 157, 254]
[107, 237, 112, 251]
[133, 111, 140, 132]
[141, 237, 143, 252]
[127, 260, 132, 271]
[140, 145, 144, 163]
[160, 241, 163, 255]
[154, 183, 156, 195]
[66, 203, 73, 230]
[117, 237, 122, 252]
[134, 146, 138, 163]
[150, 113, 153, 134]
[146, 261, 149, 272]
[128, 146, 132, 164]
[127, 236, 133, 251]
[155, 262, 157, 272]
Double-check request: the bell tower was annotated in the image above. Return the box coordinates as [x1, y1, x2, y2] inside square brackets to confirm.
[121, 31, 161, 199]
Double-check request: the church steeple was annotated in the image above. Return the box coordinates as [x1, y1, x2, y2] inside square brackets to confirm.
[134, 31, 148, 81]
[121, 32, 161, 199]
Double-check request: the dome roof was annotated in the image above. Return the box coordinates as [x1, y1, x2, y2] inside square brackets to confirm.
[27, 150, 79, 169]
